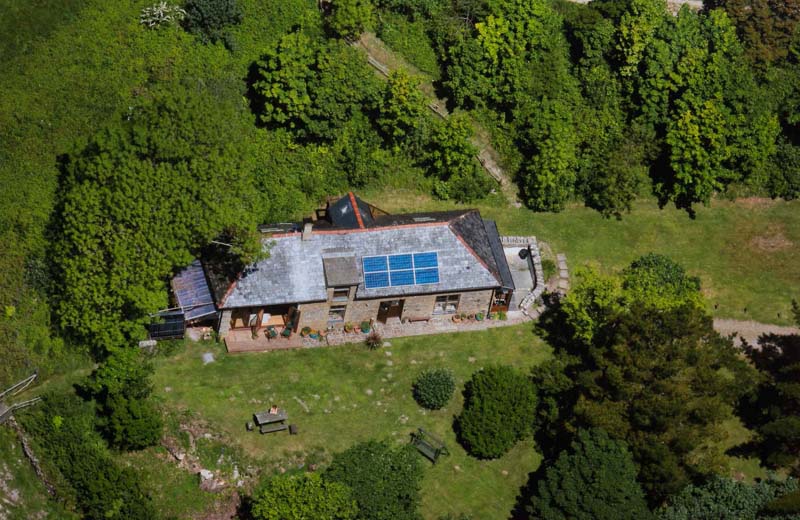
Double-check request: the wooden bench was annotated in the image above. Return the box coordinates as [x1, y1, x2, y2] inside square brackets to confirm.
[260, 423, 288, 434]
[410, 428, 449, 463]
[405, 316, 430, 324]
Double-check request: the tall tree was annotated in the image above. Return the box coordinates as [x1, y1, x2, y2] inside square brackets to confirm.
[533, 255, 756, 502]
[739, 315, 800, 472]
[633, 8, 779, 209]
[325, 441, 423, 520]
[251, 33, 379, 141]
[53, 86, 263, 352]
[704, 0, 800, 65]
[528, 429, 651, 520]
[82, 347, 162, 450]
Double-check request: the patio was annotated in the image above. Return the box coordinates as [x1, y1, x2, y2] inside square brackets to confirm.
[223, 328, 325, 353]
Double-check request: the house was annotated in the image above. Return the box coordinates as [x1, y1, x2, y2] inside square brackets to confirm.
[172, 193, 519, 342]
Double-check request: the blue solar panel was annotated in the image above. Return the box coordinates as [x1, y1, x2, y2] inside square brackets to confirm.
[390, 270, 414, 286]
[415, 268, 440, 284]
[364, 271, 390, 289]
[363, 256, 388, 273]
[413, 252, 438, 268]
[362, 251, 440, 289]
[389, 254, 413, 270]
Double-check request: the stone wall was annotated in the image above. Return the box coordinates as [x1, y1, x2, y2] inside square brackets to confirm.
[297, 289, 493, 330]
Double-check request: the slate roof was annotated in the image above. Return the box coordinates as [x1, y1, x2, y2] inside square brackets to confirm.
[218, 217, 507, 308]
[323, 256, 360, 286]
[194, 194, 515, 309]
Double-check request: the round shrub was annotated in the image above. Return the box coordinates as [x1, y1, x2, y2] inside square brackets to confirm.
[413, 368, 455, 410]
[456, 365, 537, 459]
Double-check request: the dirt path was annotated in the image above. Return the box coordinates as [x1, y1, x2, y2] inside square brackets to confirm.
[713, 318, 800, 346]
[351, 33, 521, 204]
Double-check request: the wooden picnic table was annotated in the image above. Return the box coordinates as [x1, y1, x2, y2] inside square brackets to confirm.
[253, 410, 288, 426]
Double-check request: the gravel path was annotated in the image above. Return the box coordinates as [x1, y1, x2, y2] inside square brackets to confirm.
[713, 318, 799, 346]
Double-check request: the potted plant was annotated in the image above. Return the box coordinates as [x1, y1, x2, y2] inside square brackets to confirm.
[498, 311, 507, 321]
[460, 312, 467, 321]
[476, 312, 485, 321]
[360, 320, 371, 333]
[301, 326, 312, 337]
[452, 314, 462, 323]
[467, 313, 475, 321]
[344, 322, 354, 333]
[487, 312, 494, 320]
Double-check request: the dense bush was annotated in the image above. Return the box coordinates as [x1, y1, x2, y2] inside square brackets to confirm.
[657, 476, 798, 520]
[19, 392, 155, 519]
[53, 85, 264, 353]
[412, 368, 455, 410]
[325, 440, 423, 520]
[183, 0, 243, 46]
[325, 0, 373, 39]
[251, 472, 358, 520]
[83, 347, 162, 450]
[456, 365, 537, 459]
[527, 429, 651, 520]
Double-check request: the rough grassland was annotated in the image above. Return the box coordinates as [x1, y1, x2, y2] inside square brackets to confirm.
[152, 324, 550, 519]
[363, 189, 800, 325]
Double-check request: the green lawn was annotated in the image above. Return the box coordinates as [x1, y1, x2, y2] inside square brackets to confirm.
[362, 189, 800, 325]
[152, 324, 550, 519]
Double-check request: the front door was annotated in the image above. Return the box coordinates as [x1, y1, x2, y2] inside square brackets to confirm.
[377, 299, 404, 323]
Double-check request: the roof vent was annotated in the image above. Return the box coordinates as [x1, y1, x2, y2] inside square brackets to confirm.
[412, 217, 435, 223]
[302, 223, 313, 241]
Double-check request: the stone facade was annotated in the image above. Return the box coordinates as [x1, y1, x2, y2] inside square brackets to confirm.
[294, 288, 494, 332]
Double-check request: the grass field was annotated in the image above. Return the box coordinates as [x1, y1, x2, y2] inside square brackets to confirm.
[152, 324, 550, 519]
[363, 189, 800, 325]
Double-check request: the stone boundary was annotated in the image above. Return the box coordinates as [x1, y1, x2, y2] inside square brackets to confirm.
[556, 253, 570, 295]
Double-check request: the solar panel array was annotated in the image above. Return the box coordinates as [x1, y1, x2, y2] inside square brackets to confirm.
[172, 260, 217, 321]
[362, 252, 440, 289]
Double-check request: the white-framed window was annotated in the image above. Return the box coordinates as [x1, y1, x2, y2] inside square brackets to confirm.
[433, 295, 460, 314]
[328, 305, 347, 323]
[332, 288, 350, 302]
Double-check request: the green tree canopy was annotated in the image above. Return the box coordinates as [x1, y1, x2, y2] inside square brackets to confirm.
[657, 476, 799, 520]
[527, 429, 651, 520]
[251, 472, 358, 520]
[633, 7, 779, 209]
[426, 115, 491, 202]
[53, 85, 263, 352]
[183, 0, 243, 46]
[325, 0, 373, 39]
[82, 347, 162, 450]
[534, 255, 757, 502]
[739, 326, 800, 471]
[376, 70, 428, 146]
[456, 364, 537, 459]
[252, 33, 379, 141]
[325, 440, 423, 520]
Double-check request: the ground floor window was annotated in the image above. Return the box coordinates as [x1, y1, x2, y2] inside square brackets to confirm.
[328, 305, 347, 324]
[433, 295, 460, 314]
